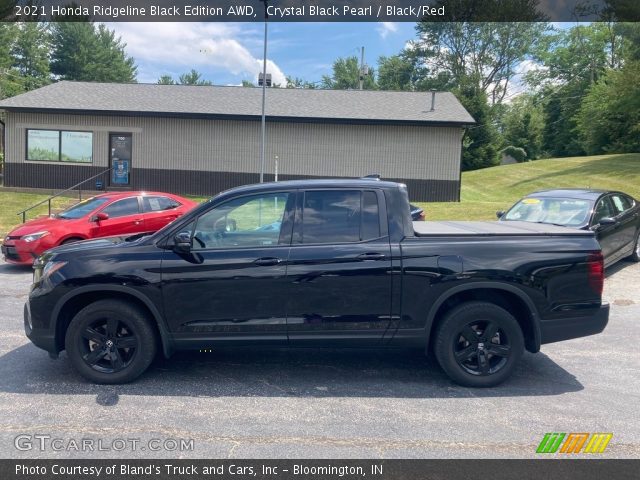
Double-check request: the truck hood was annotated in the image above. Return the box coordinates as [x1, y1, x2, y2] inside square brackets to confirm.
[44, 233, 148, 256]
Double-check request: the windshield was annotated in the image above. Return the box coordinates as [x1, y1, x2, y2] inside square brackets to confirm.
[503, 197, 591, 227]
[57, 197, 110, 219]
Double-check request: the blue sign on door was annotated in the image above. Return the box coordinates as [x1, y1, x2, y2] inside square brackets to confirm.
[112, 159, 129, 185]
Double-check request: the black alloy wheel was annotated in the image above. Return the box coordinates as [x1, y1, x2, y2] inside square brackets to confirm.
[434, 301, 524, 387]
[79, 317, 139, 374]
[453, 320, 511, 376]
[65, 299, 157, 384]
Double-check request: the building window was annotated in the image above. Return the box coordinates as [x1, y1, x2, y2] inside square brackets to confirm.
[26, 129, 93, 163]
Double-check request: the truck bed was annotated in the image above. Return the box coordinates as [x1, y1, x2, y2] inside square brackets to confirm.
[413, 220, 594, 237]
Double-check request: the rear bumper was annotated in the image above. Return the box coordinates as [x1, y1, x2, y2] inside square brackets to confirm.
[540, 303, 609, 345]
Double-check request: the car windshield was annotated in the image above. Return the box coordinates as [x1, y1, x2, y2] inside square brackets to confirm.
[56, 197, 111, 219]
[503, 197, 591, 227]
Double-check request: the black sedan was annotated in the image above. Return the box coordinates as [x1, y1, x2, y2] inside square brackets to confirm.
[498, 189, 640, 267]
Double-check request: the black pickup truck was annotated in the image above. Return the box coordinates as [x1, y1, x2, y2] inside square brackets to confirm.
[25, 179, 609, 387]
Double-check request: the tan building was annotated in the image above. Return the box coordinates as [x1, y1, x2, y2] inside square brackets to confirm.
[0, 82, 474, 201]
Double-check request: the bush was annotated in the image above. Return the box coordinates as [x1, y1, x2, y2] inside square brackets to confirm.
[500, 146, 527, 163]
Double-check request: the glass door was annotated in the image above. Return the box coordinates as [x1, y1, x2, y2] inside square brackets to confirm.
[109, 133, 132, 186]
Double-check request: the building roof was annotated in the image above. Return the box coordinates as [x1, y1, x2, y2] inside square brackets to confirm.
[0, 81, 475, 126]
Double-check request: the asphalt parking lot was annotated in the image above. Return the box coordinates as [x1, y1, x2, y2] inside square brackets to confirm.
[0, 258, 638, 459]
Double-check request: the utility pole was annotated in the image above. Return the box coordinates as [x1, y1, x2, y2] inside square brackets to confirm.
[259, 0, 269, 183]
[358, 46, 365, 90]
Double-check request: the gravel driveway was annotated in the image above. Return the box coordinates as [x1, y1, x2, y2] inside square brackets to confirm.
[0, 259, 638, 459]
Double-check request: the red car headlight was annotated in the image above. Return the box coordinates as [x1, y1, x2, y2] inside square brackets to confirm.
[22, 231, 50, 243]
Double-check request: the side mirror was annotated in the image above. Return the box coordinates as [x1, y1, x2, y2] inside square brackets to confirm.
[91, 212, 109, 222]
[173, 232, 192, 253]
[496, 211, 505, 219]
[597, 217, 616, 227]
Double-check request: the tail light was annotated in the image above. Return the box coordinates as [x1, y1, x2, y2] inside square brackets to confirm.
[587, 252, 604, 296]
[419, 211, 426, 221]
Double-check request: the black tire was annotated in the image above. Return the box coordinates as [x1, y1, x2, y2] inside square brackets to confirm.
[628, 230, 640, 262]
[65, 299, 157, 384]
[434, 301, 524, 388]
[61, 237, 83, 245]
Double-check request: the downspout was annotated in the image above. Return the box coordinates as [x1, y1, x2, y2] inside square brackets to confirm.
[458, 128, 466, 202]
[0, 113, 5, 186]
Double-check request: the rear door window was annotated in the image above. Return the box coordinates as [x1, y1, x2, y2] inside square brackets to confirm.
[610, 194, 634, 215]
[301, 190, 380, 244]
[143, 196, 181, 212]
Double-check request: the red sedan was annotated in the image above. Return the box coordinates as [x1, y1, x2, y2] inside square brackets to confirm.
[2, 191, 198, 265]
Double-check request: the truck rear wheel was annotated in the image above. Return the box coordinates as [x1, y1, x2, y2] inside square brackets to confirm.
[434, 301, 524, 388]
[65, 299, 157, 384]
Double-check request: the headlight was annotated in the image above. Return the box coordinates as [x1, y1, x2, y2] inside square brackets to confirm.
[33, 261, 67, 284]
[23, 231, 49, 243]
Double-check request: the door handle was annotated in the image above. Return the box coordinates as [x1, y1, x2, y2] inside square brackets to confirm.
[133, 219, 143, 225]
[356, 252, 386, 261]
[254, 257, 282, 266]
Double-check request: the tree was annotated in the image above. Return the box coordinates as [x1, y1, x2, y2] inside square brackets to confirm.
[285, 76, 316, 89]
[455, 77, 500, 170]
[377, 55, 414, 91]
[50, 22, 137, 82]
[576, 60, 640, 154]
[411, 18, 547, 104]
[241, 80, 255, 87]
[178, 69, 212, 85]
[321, 56, 376, 90]
[157, 70, 212, 85]
[500, 146, 528, 163]
[157, 75, 175, 85]
[11, 22, 51, 92]
[501, 94, 544, 160]
[402, 3, 547, 171]
[525, 24, 624, 157]
[0, 23, 23, 99]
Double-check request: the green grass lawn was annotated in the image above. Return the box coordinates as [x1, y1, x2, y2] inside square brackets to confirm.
[1, 153, 638, 238]
[0, 192, 75, 239]
[417, 153, 640, 221]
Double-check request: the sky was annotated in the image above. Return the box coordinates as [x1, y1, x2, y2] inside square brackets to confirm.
[109, 22, 418, 86]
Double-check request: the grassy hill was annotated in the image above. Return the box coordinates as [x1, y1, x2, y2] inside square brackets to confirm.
[418, 153, 640, 221]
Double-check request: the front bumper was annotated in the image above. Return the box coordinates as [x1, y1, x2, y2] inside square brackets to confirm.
[2, 241, 40, 265]
[540, 303, 610, 345]
[24, 302, 57, 354]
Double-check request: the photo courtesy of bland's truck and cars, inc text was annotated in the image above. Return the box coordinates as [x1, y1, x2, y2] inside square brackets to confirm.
[0, 1, 638, 479]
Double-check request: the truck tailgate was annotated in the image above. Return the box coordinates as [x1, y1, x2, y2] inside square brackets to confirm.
[413, 220, 595, 237]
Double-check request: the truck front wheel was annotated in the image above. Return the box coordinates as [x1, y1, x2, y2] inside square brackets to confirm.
[65, 299, 157, 384]
[434, 301, 524, 388]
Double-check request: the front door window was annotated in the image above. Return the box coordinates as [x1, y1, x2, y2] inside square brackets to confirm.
[192, 193, 291, 249]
